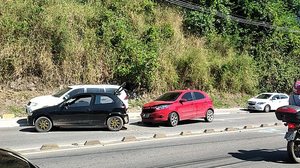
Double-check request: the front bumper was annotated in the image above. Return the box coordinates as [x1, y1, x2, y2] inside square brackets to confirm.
[247, 104, 265, 111]
[141, 112, 168, 123]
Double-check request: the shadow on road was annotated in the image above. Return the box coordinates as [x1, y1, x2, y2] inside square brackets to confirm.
[229, 149, 294, 164]
[19, 126, 128, 133]
[130, 119, 206, 127]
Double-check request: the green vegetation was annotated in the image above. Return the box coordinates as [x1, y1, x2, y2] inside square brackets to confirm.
[1, 0, 300, 109]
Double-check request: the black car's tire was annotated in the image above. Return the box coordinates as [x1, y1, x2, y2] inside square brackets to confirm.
[204, 109, 214, 122]
[287, 140, 300, 163]
[107, 116, 123, 131]
[168, 112, 179, 127]
[264, 105, 271, 113]
[35, 116, 53, 132]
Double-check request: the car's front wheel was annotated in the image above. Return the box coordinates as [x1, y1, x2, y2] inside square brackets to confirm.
[35, 116, 53, 132]
[107, 116, 123, 131]
[264, 105, 271, 113]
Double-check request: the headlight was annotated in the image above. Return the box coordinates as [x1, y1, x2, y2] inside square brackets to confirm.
[155, 105, 170, 110]
[257, 102, 265, 105]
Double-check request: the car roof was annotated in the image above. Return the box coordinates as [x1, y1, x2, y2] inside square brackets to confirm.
[172, 90, 206, 93]
[69, 84, 121, 89]
[259, 92, 288, 95]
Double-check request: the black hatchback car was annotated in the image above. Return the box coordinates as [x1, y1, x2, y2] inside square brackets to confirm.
[27, 93, 129, 132]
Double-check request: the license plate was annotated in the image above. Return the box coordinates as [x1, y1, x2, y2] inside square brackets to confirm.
[285, 131, 296, 141]
[142, 113, 150, 118]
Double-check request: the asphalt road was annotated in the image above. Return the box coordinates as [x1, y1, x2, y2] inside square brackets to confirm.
[0, 110, 282, 151]
[25, 126, 299, 168]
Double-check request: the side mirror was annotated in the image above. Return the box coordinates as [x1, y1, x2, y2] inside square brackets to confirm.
[179, 99, 187, 103]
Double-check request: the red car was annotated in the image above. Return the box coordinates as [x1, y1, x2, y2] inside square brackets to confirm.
[141, 90, 214, 126]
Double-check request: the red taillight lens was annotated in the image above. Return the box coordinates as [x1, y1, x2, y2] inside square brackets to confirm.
[124, 95, 129, 100]
[288, 123, 296, 129]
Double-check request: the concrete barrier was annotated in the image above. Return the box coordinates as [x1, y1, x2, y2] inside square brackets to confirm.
[180, 131, 192, 136]
[84, 140, 101, 146]
[153, 133, 166, 138]
[40, 144, 59, 151]
[224, 127, 237, 131]
[243, 125, 253, 129]
[260, 124, 269, 127]
[204, 129, 215, 133]
[122, 136, 137, 142]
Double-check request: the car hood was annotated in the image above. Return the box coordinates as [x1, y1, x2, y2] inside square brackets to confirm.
[143, 101, 174, 107]
[248, 98, 269, 102]
[30, 95, 62, 105]
[33, 105, 58, 114]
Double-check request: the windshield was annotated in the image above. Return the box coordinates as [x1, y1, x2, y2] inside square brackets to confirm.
[156, 92, 181, 101]
[256, 94, 272, 99]
[52, 87, 72, 98]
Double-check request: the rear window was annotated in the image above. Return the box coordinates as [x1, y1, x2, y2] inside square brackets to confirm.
[156, 92, 181, 101]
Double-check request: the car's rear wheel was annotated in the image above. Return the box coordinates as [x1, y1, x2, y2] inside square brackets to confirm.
[205, 109, 214, 122]
[35, 116, 52, 132]
[168, 112, 179, 127]
[107, 116, 123, 131]
[264, 105, 271, 113]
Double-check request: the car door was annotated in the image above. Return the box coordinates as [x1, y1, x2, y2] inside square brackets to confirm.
[193, 91, 208, 118]
[89, 95, 116, 126]
[52, 95, 93, 126]
[270, 94, 281, 110]
[177, 92, 195, 120]
[280, 94, 289, 107]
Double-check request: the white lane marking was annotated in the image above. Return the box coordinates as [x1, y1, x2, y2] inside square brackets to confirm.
[214, 117, 245, 121]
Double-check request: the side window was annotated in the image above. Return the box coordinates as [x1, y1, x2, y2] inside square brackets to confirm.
[280, 95, 288, 99]
[86, 88, 101, 93]
[182, 92, 193, 101]
[194, 92, 205, 100]
[272, 95, 280, 100]
[69, 96, 92, 107]
[67, 88, 84, 98]
[95, 95, 114, 105]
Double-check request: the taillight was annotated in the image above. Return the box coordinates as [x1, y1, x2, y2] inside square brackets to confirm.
[124, 95, 129, 100]
[288, 123, 297, 129]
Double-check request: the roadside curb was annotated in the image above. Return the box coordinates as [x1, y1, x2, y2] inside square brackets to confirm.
[16, 122, 283, 154]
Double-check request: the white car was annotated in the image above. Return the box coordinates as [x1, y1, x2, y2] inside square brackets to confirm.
[247, 93, 289, 112]
[26, 84, 129, 114]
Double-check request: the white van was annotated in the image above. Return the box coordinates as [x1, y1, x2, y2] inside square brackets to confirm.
[26, 84, 128, 114]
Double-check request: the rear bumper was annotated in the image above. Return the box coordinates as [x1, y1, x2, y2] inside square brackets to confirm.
[123, 114, 129, 124]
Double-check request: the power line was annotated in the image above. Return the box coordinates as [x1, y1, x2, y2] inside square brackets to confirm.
[165, 0, 300, 34]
